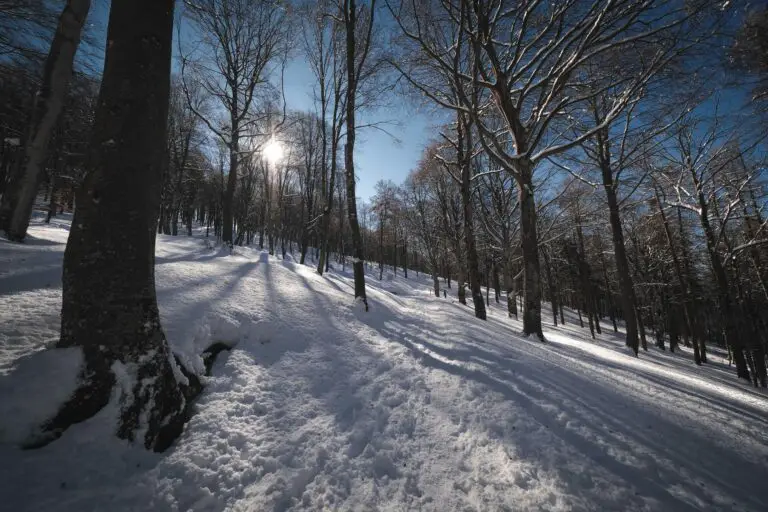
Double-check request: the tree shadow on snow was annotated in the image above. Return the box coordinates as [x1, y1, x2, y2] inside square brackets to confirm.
[358, 298, 768, 512]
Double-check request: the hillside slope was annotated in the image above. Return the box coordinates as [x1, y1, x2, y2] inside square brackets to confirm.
[1, 220, 767, 512]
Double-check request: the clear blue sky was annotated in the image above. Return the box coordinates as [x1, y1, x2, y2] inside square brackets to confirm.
[84, 0, 435, 203]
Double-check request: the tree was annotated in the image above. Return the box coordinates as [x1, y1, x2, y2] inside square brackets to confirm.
[37, 0, 198, 451]
[404, 162, 444, 297]
[181, 0, 289, 245]
[301, 0, 348, 275]
[342, 0, 375, 310]
[730, 6, 768, 110]
[390, 0, 695, 339]
[0, 0, 91, 240]
[658, 114, 764, 383]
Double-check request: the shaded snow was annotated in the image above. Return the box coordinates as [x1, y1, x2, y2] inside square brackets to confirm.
[0, 346, 82, 445]
[1, 219, 767, 511]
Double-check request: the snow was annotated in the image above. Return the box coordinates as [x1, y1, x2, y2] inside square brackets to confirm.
[0, 346, 82, 445]
[1, 219, 767, 511]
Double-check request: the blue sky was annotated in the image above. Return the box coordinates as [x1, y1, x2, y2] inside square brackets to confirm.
[84, 0, 435, 203]
[281, 59, 436, 202]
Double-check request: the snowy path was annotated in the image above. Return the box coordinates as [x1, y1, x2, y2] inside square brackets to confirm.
[1, 222, 767, 511]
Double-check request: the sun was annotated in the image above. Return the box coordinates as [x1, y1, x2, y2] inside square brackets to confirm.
[263, 138, 283, 164]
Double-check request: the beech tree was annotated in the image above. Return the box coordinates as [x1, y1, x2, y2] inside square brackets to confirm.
[342, 0, 377, 310]
[389, 0, 699, 339]
[36, 0, 199, 451]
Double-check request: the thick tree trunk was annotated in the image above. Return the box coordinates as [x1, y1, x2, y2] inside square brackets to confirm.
[4, 0, 91, 240]
[432, 271, 440, 297]
[517, 162, 543, 338]
[40, 0, 194, 452]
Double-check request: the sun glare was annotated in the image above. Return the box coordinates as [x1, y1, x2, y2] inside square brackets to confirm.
[263, 138, 283, 164]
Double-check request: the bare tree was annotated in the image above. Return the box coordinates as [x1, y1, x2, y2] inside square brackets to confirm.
[390, 0, 695, 339]
[301, 0, 348, 275]
[0, 0, 91, 240]
[658, 114, 765, 383]
[342, 0, 377, 309]
[180, 0, 289, 245]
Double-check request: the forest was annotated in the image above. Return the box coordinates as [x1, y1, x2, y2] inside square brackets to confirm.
[0, 0, 767, 464]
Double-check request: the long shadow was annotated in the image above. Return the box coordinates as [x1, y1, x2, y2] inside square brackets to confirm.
[158, 259, 262, 349]
[155, 248, 226, 265]
[361, 298, 768, 511]
[0, 253, 65, 296]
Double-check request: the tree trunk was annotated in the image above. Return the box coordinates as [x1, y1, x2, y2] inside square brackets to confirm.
[653, 187, 701, 364]
[542, 248, 558, 326]
[316, 142, 336, 275]
[600, 178, 639, 352]
[432, 271, 440, 297]
[344, 0, 367, 310]
[46, 175, 58, 223]
[4, 0, 91, 240]
[517, 161, 543, 338]
[378, 217, 384, 280]
[41, 0, 195, 452]
[402, 239, 408, 278]
[222, 132, 239, 245]
[458, 118, 485, 320]
[698, 189, 748, 379]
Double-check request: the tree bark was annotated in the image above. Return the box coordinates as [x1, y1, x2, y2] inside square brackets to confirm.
[458, 117, 485, 320]
[4, 0, 91, 240]
[542, 248, 558, 326]
[40, 0, 195, 452]
[602, 171, 639, 353]
[517, 160, 543, 338]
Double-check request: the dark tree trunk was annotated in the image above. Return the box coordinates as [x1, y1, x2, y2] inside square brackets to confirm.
[458, 117, 485, 320]
[697, 188, 748, 380]
[517, 160, 543, 338]
[46, 175, 58, 223]
[402, 240, 408, 278]
[316, 141, 336, 275]
[40, 0, 195, 452]
[542, 248, 558, 326]
[601, 164, 639, 352]
[344, 0, 368, 310]
[653, 187, 702, 364]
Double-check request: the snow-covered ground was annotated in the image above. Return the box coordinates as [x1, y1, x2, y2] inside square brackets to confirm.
[1, 218, 767, 512]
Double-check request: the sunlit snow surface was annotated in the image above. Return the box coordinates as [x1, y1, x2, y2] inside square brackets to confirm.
[1, 217, 767, 511]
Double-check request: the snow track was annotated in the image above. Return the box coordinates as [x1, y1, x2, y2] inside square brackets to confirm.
[1, 221, 767, 511]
